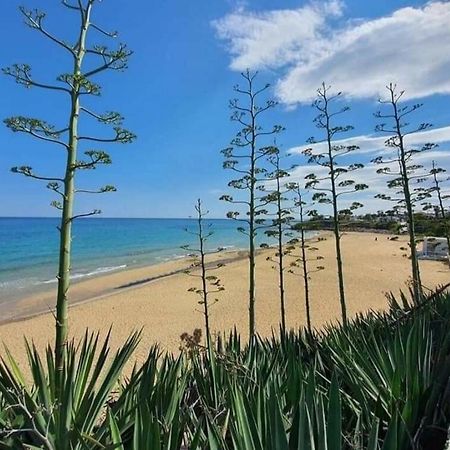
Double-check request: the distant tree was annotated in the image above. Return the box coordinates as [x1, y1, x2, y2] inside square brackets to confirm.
[303, 83, 368, 325]
[220, 70, 283, 337]
[372, 84, 435, 301]
[182, 199, 225, 351]
[422, 161, 450, 261]
[3, 1, 135, 382]
[286, 183, 324, 333]
[260, 147, 293, 333]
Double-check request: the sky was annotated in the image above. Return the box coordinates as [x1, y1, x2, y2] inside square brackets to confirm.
[0, 0, 449, 218]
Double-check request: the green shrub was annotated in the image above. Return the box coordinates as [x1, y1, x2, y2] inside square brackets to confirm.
[0, 290, 449, 449]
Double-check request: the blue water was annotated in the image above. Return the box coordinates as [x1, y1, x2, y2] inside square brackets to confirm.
[0, 217, 257, 302]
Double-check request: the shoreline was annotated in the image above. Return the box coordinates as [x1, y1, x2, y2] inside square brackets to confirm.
[0, 231, 448, 367]
[0, 247, 254, 326]
[0, 216, 253, 306]
[0, 230, 321, 326]
[0, 230, 447, 327]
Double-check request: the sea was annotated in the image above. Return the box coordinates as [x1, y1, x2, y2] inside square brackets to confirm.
[0, 217, 266, 305]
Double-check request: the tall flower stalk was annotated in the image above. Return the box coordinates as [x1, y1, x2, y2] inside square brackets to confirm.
[4, 1, 135, 382]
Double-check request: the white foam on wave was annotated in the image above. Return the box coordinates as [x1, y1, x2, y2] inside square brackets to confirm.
[0, 279, 29, 290]
[40, 264, 127, 285]
[172, 254, 187, 260]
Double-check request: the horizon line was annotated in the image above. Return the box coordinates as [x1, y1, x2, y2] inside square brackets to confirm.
[0, 216, 230, 220]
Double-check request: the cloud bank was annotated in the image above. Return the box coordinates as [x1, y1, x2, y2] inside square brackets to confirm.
[214, 1, 450, 104]
[288, 125, 450, 157]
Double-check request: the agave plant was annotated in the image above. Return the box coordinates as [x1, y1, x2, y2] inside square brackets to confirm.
[0, 291, 449, 449]
[0, 330, 140, 449]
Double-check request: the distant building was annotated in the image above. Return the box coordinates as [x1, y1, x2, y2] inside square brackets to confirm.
[420, 237, 449, 261]
[398, 220, 408, 234]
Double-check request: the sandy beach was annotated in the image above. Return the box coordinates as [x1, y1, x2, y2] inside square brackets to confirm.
[0, 231, 448, 367]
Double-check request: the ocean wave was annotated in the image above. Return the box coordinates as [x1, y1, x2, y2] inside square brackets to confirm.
[40, 264, 127, 285]
[171, 254, 188, 260]
[0, 279, 30, 290]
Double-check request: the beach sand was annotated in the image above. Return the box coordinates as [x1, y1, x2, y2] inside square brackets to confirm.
[0, 231, 448, 368]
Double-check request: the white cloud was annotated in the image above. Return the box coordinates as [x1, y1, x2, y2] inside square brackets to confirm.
[288, 125, 450, 156]
[214, 1, 450, 104]
[212, 1, 343, 71]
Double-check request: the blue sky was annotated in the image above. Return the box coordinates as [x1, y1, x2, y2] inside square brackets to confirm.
[0, 0, 449, 218]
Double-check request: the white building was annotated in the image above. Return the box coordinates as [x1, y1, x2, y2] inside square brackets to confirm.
[420, 237, 449, 260]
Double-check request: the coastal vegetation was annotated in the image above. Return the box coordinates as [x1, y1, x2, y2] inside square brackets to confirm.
[294, 211, 450, 238]
[0, 289, 448, 448]
[262, 148, 293, 333]
[182, 199, 226, 352]
[220, 70, 283, 337]
[1, 1, 449, 449]
[373, 84, 435, 303]
[423, 161, 450, 258]
[303, 84, 368, 325]
[286, 182, 325, 333]
[3, 0, 135, 382]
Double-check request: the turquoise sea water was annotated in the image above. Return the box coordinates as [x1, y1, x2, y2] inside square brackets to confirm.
[0, 217, 257, 304]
